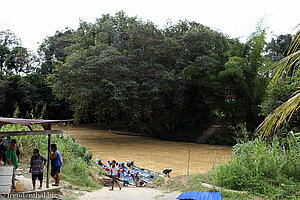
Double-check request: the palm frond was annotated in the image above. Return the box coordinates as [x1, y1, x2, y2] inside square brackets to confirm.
[265, 50, 300, 84]
[258, 29, 300, 138]
[257, 90, 300, 138]
[265, 31, 300, 84]
[287, 31, 300, 55]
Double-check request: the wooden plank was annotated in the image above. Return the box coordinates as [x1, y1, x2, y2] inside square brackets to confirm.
[47, 134, 51, 188]
[201, 183, 248, 194]
[0, 118, 74, 125]
[0, 130, 63, 136]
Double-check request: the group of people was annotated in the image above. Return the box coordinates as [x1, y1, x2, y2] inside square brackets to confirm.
[98, 159, 173, 191]
[98, 159, 142, 190]
[0, 137, 63, 191]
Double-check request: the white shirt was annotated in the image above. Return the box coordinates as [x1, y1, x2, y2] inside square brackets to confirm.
[110, 165, 119, 176]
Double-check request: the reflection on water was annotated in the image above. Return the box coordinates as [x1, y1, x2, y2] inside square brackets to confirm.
[62, 124, 232, 176]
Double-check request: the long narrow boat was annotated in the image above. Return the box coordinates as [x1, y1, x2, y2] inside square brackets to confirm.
[96, 159, 135, 185]
[127, 161, 166, 178]
[119, 162, 153, 183]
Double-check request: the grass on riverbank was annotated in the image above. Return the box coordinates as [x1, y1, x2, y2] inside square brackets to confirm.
[151, 135, 300, 200]
[152, 174, 263, 200]
[0, 124, 104, 191]
[209, 137, 300, 199]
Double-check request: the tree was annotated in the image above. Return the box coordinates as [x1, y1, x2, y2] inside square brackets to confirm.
[217, 26, 268, 132]
[0, 44, 9, 71]
[0, 29, 22, 49]
[260, 71, 300, 132]
[0, 71, 9, 110]
[38, 28, 76, 76]
[257, 30, 300, 138]
[266, 34, 293, 62]
[48, 12, 231, 140]
[4, 47, 35, 74]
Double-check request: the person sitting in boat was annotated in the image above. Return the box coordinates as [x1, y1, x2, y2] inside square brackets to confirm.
[126, 161, 134, 168]
[126, 171, 132, 179]
[130, 171, 134, 180]
[162, 169, 172, 178]
[97, 159, 102, 166]
[104, 167, 110, 171]
[140, 179, 146, 187]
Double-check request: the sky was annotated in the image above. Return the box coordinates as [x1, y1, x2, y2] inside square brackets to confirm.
[0, 0, 299, 52]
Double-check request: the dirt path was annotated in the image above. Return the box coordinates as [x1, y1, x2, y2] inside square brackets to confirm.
[77, 187, 180, 200]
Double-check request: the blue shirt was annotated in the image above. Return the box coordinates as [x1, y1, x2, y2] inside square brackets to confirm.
[51, 150, 62, 168]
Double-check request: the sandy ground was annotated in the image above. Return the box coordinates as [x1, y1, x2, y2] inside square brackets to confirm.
[13, 174, 61, 193]
[77, 187, 181, 200]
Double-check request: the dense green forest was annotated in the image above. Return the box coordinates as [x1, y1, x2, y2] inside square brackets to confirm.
[0, 11, 298, 142]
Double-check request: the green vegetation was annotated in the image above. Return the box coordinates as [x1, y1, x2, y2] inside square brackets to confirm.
[44, 12, 272, 141]
[0, 11, 286, 142]
[156, 136, 300, 199]
[0, 124, 103, 191]
[1, 11, 300, 200]
[209, 137, 300, 199]
[152, 130, 300, 199]
[155, 174, 262, 200]
[258, 31, 300, 138]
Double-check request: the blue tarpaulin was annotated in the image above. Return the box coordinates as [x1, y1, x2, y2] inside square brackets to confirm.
[177, 192, 221, 200]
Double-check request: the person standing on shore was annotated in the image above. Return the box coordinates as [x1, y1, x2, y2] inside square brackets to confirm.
[109, 160, 122, 191]
[6, 139, 19, 189]
[50, 144, 62, 186]
[134, 172, 140, 187]
[29, 149, 47, 191]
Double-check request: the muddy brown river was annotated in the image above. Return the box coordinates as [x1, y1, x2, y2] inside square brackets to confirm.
[62, 124, 232, 176]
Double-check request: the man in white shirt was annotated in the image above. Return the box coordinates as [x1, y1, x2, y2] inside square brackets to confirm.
[110, 160, 122, 190]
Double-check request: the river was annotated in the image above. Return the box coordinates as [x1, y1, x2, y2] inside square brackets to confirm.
[62, 124, 232, 176]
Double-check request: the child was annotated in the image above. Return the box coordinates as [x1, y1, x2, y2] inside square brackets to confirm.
[29, 149, 47, 191]
[109, 160, 122, 190]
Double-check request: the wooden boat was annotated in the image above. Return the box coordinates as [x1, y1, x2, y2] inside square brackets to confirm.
[119, 162, 153, 183]
[96, 159, 135, 185]
[126, 161, 166, 178]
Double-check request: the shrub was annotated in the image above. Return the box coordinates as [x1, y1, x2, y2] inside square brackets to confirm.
[209, 137, 300, 199]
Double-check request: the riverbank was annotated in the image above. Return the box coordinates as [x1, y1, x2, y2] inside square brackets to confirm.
[151, 174, 264, 200]
[3, 123, 298, 199]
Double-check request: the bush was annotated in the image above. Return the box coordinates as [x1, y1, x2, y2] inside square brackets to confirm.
[62, 157, 99, 189]
[209, 137, 300, 199]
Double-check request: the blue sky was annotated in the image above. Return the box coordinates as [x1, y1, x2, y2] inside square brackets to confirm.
[0, 0, 299, 52]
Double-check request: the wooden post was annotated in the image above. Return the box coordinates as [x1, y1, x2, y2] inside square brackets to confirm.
[47, 133, 51, 188]
[187, 146, 191, 176]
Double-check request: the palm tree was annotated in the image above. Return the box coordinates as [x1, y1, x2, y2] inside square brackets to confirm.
[257, 28, 300, 138]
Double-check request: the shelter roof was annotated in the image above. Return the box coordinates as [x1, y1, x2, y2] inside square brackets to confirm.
[0, 117, 73, 126]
